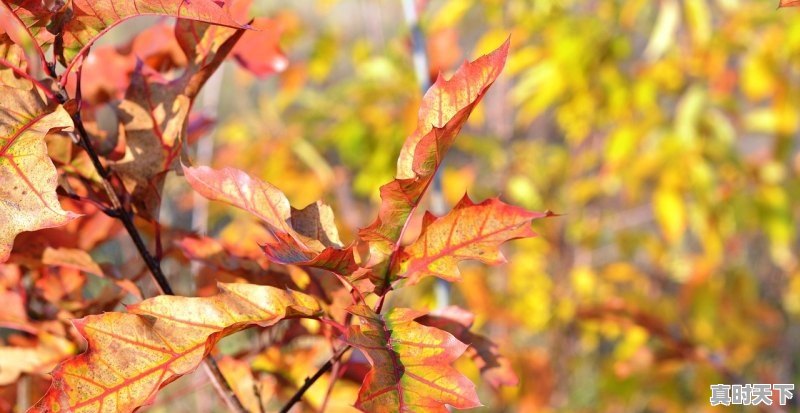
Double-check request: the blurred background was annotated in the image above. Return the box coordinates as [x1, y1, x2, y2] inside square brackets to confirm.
[5, 0, 800, 411]
[139, 0, 800, 411]
[173, 0, 798, 411]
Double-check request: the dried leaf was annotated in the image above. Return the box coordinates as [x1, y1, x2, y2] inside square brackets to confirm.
[394, 196, 546, 285]
[0, 82, 78, 262]
[5, 0, 244, 69]
[30, 283, 323, 413]
[183, 165, 356, 274]
[357, 40, 509, 293]
[110, 23, 245, 218]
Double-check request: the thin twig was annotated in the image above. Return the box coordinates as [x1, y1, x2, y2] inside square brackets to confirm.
[50, 49, 248, 413]
[203, 356, 249, 413]
[319, 351, 343, 413]
[278, 346, 351, 413]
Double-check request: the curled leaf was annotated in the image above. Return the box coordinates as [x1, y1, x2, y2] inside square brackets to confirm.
[111, 22, 246, 218]
[183, 164, 357, 274]
[0, 83, 78, 262]
[357, 40, 509, 293]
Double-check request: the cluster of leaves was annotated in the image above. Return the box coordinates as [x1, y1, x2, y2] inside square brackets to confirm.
[215, 0, 798, 411]
[0, 0, 549, 412]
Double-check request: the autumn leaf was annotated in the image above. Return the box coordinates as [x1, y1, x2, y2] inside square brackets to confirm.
[779, 0, 800, 7]
[0, 9, 33, 89]
[231, 17, 288, 77]
[343, 305, 480, 413]
[226, 0, 288, 77]
[418, 306, 519, 389]
[110, 22, 246, 218]
[4, 0, 244, 71]
[41, 246, 103, 276]
[175, 235, 302, 296]
[0, 81, 78, 262]
[41, 246, 143, 298]
[183, 164, 357, 274]
[30, 283, 323, 413]
[357, 40, 509, 293]
[393, 195, 547, 285]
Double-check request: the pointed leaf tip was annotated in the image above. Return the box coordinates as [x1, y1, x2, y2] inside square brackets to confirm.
[358, 40, 512, 292]
[394, 197, 546, 285]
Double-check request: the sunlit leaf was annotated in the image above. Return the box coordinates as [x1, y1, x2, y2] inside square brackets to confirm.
[358, 40, 509, 293]
[418, 306, 519, 388]
[110, 23, 246, 218]
[0, 81, 78, 262]
[344, 305, 480, 413]
[183, 164, 357, 274]
[393, 195, 547, 285]
[30, 283, 322, 413]
[4, 0, 244, 70]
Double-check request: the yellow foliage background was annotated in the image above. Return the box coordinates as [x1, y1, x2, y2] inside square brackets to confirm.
[84, 0, 800, 411]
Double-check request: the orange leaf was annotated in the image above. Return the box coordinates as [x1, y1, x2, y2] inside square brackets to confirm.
[418, 306, 519, 389]
[225, 0, 287, 77]
[30, 283, 322, 413]
[4, 0, 244, 70]
[41, 247, 103, 276]
[0, 10, 32, 89]
[357, 40, 509, 293]
[110, 23, 245, 218]
[232, 17, 288, 77]
[183, 165, 357, 274]
[393, 195, 546, 285]
[0, 82, 78, 262]
[344, 305, 480, 413]
[779, 0, 800, 7]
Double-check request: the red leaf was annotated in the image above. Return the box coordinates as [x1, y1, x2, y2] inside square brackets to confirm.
[5, 0, 245, 71]
[183, 165, 357, 274]
[231, 17, 288, 77]
[418, 306, 519, 389]
[344, 305, 480, 412]
[0, 82, 79, 262]
[393, 195, 546, 285]
[357, 40, 509, 293]
[29, 283, 322, 413]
